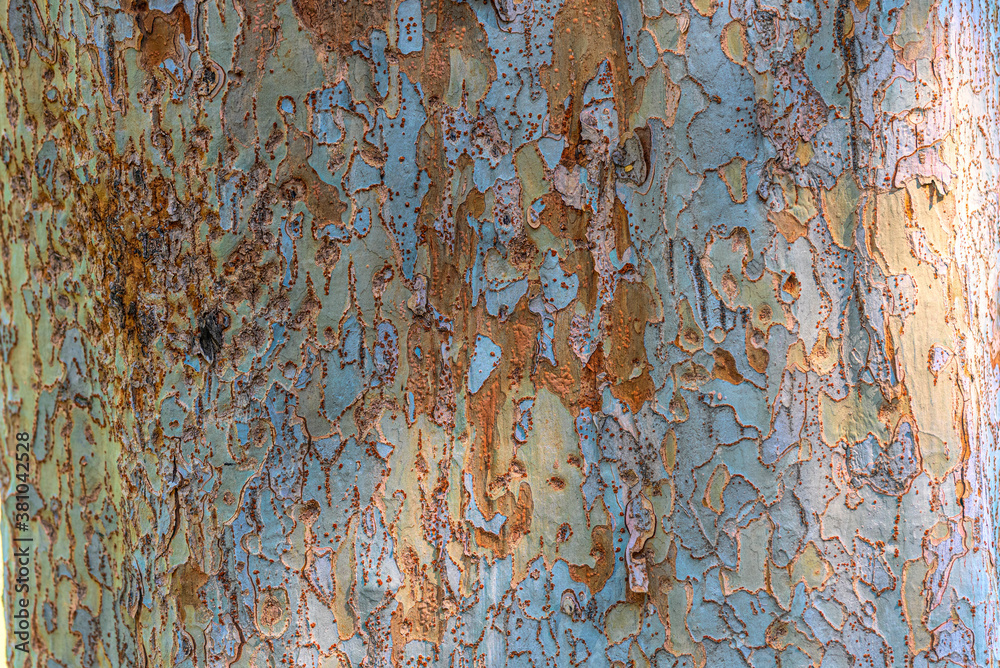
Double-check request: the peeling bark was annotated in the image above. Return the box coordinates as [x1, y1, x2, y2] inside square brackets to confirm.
[2, 0, 999, 665]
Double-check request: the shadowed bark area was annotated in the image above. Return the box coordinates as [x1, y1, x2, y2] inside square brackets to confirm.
[1, 0, 999, 666]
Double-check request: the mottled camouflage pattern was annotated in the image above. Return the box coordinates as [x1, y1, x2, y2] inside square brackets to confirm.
[2, 0, 999, 665]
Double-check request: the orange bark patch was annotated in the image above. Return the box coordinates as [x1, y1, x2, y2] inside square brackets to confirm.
[569, 524, 614, 595]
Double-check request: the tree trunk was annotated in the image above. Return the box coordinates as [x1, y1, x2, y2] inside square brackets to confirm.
[2, 0, 998, 665]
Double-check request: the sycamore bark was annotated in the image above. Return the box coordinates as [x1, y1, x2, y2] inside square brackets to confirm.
[2, 0, 998, 666]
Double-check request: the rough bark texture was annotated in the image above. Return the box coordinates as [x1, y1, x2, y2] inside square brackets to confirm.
[2, 0, 999, 665]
